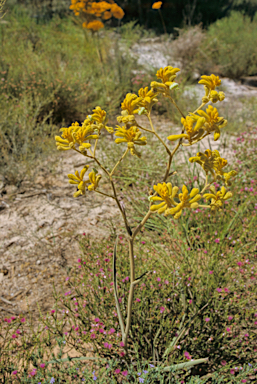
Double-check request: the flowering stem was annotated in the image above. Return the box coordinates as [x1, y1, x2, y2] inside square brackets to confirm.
[95, 190, 115, 199]
[167, 96, 185, 119]
[123, 238, 135, 348]
[158, 9, 167, 34]
[110, 148, 129, 176]
[93, 139, 98, 157]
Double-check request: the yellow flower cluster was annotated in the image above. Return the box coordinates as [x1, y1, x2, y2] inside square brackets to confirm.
[70, 0, 124, 31]
[149, 183, 201, 219]
[189, 149, 237, 186]
[56, 66, 236, 218]
[55, 106, 113, 154]
[68, 166, 101, 197]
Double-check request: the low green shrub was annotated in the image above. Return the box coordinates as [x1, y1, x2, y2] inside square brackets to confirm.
[198, 11, 257, 79]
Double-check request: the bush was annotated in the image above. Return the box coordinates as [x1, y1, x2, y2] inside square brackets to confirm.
[198, 11, 257, 79]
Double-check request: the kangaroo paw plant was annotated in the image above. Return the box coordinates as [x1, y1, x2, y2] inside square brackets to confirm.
[55, 67, 237, 371]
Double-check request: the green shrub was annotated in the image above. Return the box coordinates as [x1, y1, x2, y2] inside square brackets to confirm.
[198, 11, 257, 79]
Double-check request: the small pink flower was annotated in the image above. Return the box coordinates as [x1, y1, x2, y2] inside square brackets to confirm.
[203, 250, 207, 254]
[125, 276, 129, 281]
[90, 333, 96, 339]
[141, 241, 146, 244]
[160, 306, 165, 313]
[122, 370, 128, 376]
[16, 329, 21, 334]
[221, 360, 226, 366]
[51, 310, 55, 314]
[228, 316, 233, 321]
[99, 328, 104, 333]
[40, 363, 45, 369]
[244, 333, 249, 337]
[241, 380, 247, 383]
[115, 369, 121, 374]
[120, 352, 125, 357]
[184, 351, 191, 360]
[230, 369, 235, 374]
[226, 327, 231, 332]
[157, 277, 161, 282]
[189, 299, 192, 304]
[104, 258, 110, 262]
[205, 318, 210, 322]
[104, 342, 109, 348]
[237, 262, 243, 266]
[224, 288, 229, 293]
[28, 369, 37, 377]
[83, 232, 86, 235]
[95, 318, 100, 322]
[120, 341, 125, 347]
[216, 288, 222, 293]
[20, 318, 26, 323]
[108, 328, 115, 334]
[77, 258, 81, 263]
[209, 271, 213, 274]
[12, 334, 17, 338]
[136, 298, 141, 302]
[215, 238, 220, 244]
[188, 277, 191, 281]
[12, 371, 18, 375]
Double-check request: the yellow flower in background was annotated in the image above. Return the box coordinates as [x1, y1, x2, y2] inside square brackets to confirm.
[88, 169, 102, 190]
[152, 1, 162, 9]
[68, 166, 90, 198]
[85, 20, 104, 31]
[149, 182, 179, 214]
[121, 93, 143, 115]
[115, 126, 147, 158]
[164, 185, 202, 219]
[203, 186, 233, 214]
[191, 105, 227, 141]
[110, 3, 125, 19]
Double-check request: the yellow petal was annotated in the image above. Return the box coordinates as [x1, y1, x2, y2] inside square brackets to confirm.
[150, 202, 165, 211]
[190, 188, 200, 198]
[167, 134, 188, 141]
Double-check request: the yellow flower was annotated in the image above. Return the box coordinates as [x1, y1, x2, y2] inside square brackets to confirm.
[55, 122, 80, 151]
[189, 149, 225, 178]
[121, 93, 143, 115]
[164, 185, 202, 219]
[88, 169, 102, 191]
[152, 1, 162, 9]
[75, 123, 99, 153]
[115, 126, 147, 158]
[203, 186, 233, 214]
[137, 87, 158, 113]
[68, 166, 90, 198]
[192, 105, 227, 141]
[149, 182, 179, 214]
[199, 75, 225, 104]
[167, 115, 205, 145]
[111, 3, 124, 19]
[117, 114, 137, 127]
[150, 66, 180, 94]
[198, 74, 221, 91]
[189, 149, 237, 186]
[85, 20, 104, 31]
[89, 106, 114, 134]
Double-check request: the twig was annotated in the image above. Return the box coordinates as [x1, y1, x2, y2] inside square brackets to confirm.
[0, 296, 16, 306]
